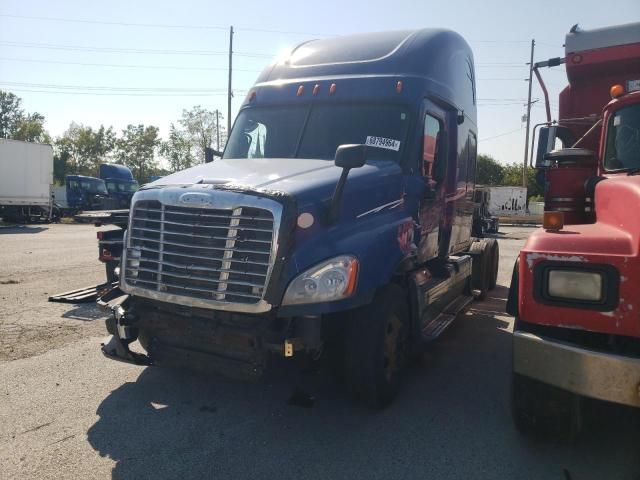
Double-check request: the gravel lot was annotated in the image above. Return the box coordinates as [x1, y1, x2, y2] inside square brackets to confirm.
[0, 224, 638, 480]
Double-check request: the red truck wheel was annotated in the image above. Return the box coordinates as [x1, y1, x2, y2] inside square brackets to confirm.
[511, 372, 582, 441]
[345, 284, 409, 408]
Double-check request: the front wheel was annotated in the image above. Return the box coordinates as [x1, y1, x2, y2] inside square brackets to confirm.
[511, 372, 582, 441]
[344, 284, 410, 408]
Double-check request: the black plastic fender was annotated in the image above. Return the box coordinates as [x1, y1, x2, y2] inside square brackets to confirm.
[506, 256, 520, 317]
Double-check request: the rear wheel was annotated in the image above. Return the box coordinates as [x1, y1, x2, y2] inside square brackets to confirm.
[345, 284, 409, 408]
[511, 372, 582, 441]
[483, 238, 499, 290]
[470, 241, 490, 300]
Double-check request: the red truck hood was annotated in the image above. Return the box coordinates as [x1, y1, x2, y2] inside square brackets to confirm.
[519, 175, 640, 338]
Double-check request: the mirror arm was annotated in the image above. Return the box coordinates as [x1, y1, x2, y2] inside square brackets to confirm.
[327, 168, 351, 225]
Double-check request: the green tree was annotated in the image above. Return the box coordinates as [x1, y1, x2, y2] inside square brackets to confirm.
[159, 124, 197, 172]
[57, 123, 116, 176]
[116, 124, 160, 182]
[179, 106, 226, 162]
[501, 163, 544, 198]
[53, 136, 73, 184]
[13, 112, 50, 143]
[0, 90, 24, 139]
[476, 154, 504, 185]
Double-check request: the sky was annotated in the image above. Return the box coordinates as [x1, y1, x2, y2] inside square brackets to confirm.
[1, 0, 639, 165]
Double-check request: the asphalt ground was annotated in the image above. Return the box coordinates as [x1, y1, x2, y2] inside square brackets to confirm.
[0, 224, 638, 480]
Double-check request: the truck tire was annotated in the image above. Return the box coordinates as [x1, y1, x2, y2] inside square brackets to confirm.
[483, 238, 499, 290]
[470, 241, 490, 300]
[511, 372, 582, 442]
[345, 284, 409, 408]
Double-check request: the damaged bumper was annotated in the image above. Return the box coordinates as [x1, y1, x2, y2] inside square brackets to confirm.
[99, 289, 152, 366]
[98, 289, 323, 379]
[513, 330, 640, 408]
[101, 334, 152, 366]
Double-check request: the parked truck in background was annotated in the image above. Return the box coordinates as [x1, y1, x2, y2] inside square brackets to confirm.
[101, 29, 499, 406]
[472, 186, 499, 236]
[99, 163, 138, 209]
[53, 175, 111, 213]
[0, 139, 56, 223]
[53, 164, 137, 214]
[507, 22, 640, 438]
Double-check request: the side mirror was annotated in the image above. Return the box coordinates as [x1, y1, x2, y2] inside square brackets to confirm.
[204, 147, 222, 163]
[535, 126, 557, 168]
[334, 144, 367, 170]
[204, 147, 214, 163]
[327, 144, 367, 224]
[433, 130, 448, 184]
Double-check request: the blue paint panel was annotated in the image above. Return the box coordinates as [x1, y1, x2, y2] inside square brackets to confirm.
[141, 28, 477, 315]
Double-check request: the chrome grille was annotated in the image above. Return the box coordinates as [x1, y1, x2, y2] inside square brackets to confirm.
[125, 200, 274, 305]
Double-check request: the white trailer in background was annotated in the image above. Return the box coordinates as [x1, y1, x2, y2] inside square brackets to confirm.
[487, 186, 528, 216]
[0, 139, 54, 223]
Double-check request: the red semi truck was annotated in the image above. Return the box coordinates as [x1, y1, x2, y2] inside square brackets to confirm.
[507, 22, 640, 438]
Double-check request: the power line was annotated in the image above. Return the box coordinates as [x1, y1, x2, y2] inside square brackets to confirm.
[4, 89, 240, 97]
[0, 40, 532, 63]
[0, 80, 243, 92]
[479, 127, 523, 142]
[0, 57, 526, 79]
[0, 41, 272, 57]
[4, 88, 248, 97]
[0, 13, 228, 30]
[1, 14, 541, 43]
[0, 13, 333, 37]
[0, 56, 262, 72]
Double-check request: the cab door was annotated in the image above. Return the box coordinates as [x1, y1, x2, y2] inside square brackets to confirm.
[416, 101, 455, 263]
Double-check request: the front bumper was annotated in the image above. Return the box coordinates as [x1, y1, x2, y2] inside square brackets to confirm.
[513, 330, 640, 408]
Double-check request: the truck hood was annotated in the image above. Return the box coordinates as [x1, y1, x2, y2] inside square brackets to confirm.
[145, 157, 404, 210]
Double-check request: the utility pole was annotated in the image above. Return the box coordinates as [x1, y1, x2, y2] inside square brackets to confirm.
[215, 109, 220, 151]
[227, 26, 234, 137]
[523, 38, 535, 189]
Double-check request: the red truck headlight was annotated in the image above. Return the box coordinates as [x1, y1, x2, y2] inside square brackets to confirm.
[547, 270, 603, 301]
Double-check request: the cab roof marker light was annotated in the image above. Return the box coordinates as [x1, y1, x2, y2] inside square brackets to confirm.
[313, 84, 320, 96]
[247, 91, 257, 102]
[610, 84, 624, 99]
[296, 85, 305, 96]
[396, 80, 403, 93]
[329, 83, 337, 95]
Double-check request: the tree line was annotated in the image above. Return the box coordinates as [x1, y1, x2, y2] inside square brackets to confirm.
[0, 90, 226, 184]
[1, 90, 542, 196]
[477, 154, 543, 199]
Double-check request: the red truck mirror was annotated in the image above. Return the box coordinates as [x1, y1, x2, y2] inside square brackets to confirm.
[535, 126, 557, 168]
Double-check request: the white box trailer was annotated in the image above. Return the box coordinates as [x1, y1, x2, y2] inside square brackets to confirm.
[0, 139, 54, 221]
[488, 186, 528, 216]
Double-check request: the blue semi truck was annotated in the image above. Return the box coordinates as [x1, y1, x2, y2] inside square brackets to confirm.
[54, 164, 138, 213]
[101, 29, 499, 406]
[99, 163, 139, 209]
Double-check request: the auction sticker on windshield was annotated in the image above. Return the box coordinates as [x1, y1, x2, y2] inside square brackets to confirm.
[366, 136, 401, 151]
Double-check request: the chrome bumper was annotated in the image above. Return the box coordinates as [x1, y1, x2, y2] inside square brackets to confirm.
[513, 330, 640, 408]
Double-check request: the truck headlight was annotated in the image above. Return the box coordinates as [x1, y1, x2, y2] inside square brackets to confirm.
[547, 270, 603, 301]
[282, 255, 359, 306]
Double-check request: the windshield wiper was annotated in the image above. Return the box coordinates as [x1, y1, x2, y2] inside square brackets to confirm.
[627, 167, 640, 176]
